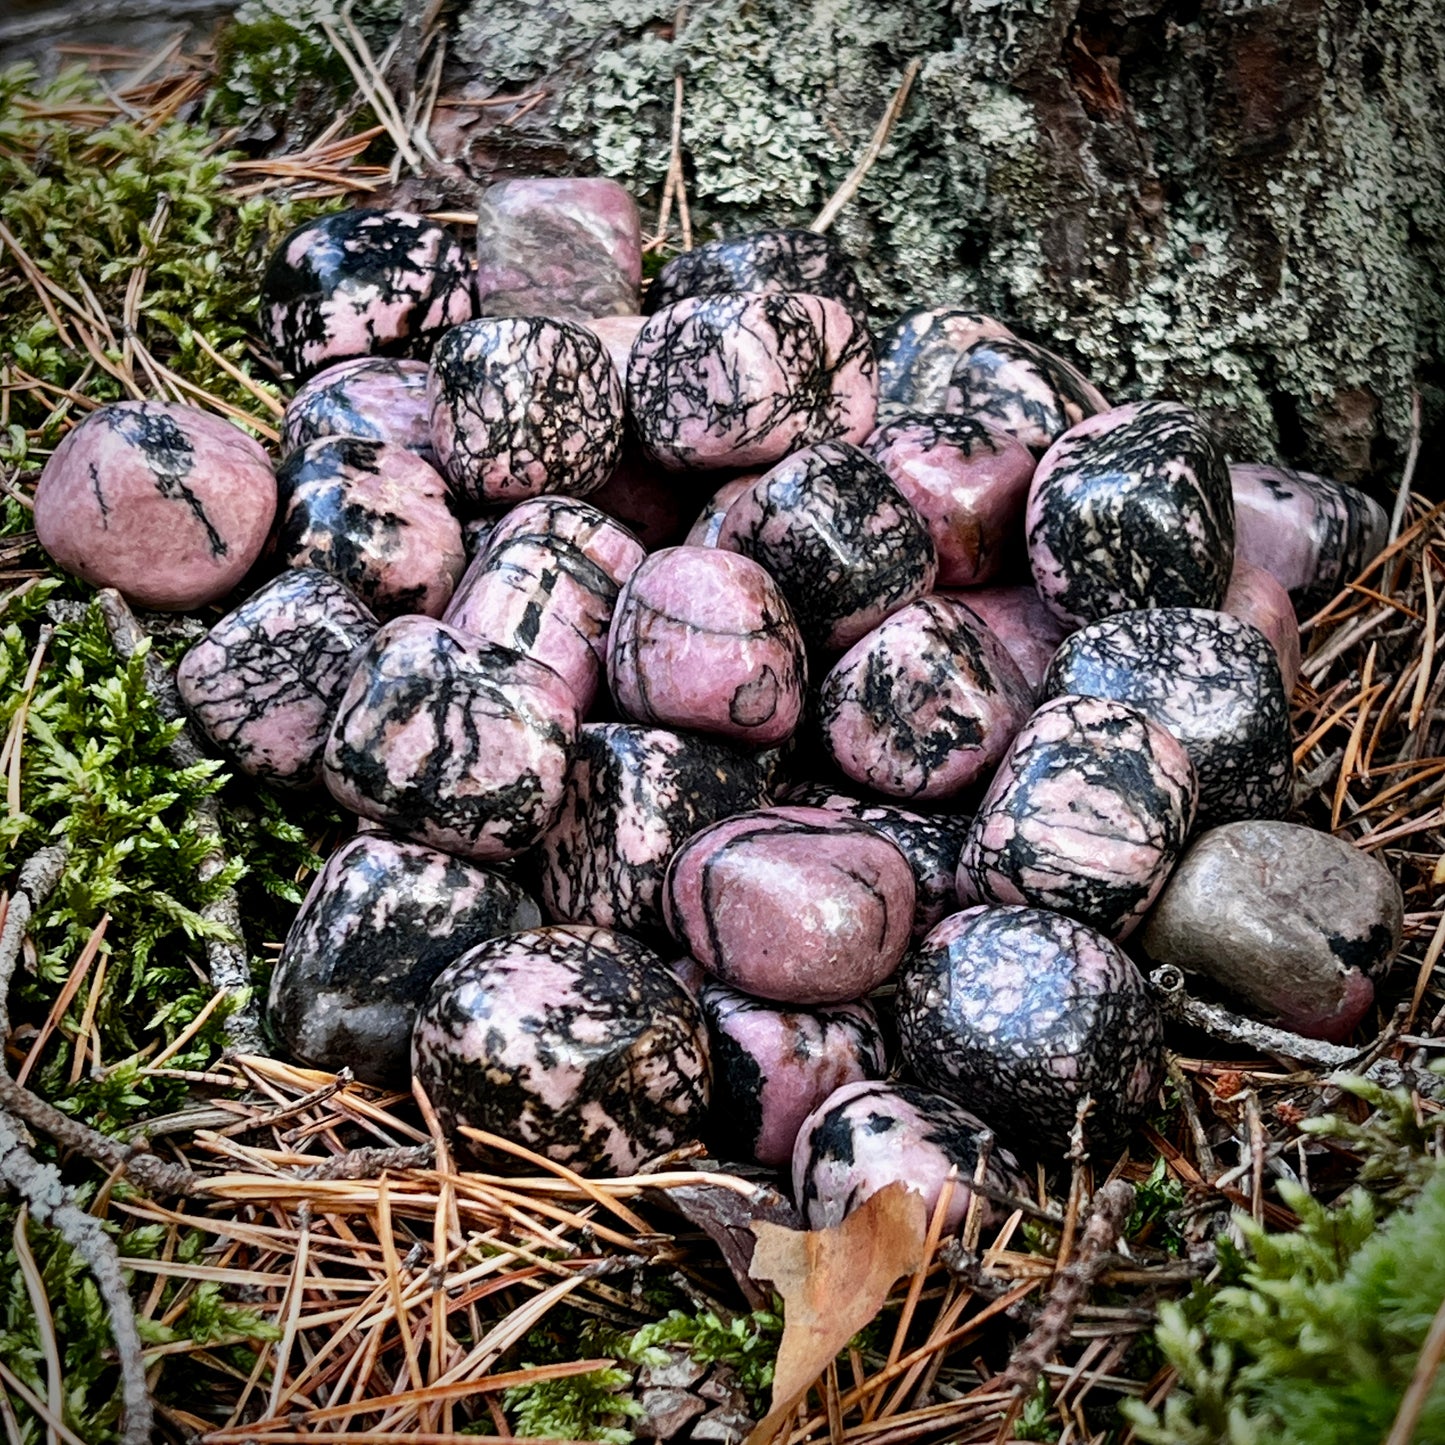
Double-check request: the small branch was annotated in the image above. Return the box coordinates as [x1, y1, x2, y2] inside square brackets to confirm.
[1388, 388, 1423, 547]
[296, 1143, 436, 1180]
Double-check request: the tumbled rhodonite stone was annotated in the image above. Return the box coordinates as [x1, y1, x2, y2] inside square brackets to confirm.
[177, 568, 377, 788]
[1230, 462, 1389, 613]
[702, 984, 886, 1167]
[607, 547, 807, 746]
[865, 414, 1036, 587]
[715, 441, 937, 652]
[323, 616, 580, 861]
[1223, 558, 1302, 693]
[475, 177, 643, 319]
[275, 437, 466, 620]
[684, 476, 758, 548]
[444, 497, 645, 712]
[957, 695, 1197, 940]
[644, 228, 868, 327]
[939, 585, 1070, 694]
[413, 925, 710, 1171]
[586, 447, 696, 550]
[282, 357, 435, 462]
[663, 806, 916, 1005]
[627, 293, 876, 471]
[538, 724, 771, 936]
[1027, 401, 1234, 627]
[429, 317, 625, 506]
[875, 308, 1015, 419]
[1042, 607, 1293, 826]
[269, 834, 541, 1085]
[34, 400, 276, 611]
[897, 905, 1165, 1154]
[818, 597, 1033, 800]
[260, 209, 474, 380]
[792, 1080, 1028, 1230]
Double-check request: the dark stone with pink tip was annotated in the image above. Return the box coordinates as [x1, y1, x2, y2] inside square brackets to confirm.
[282, 357, 435, 462]
[663, 805, 916, 1005]
[1042, 607, 1293, 827]
[939, 586, 1069, 694]
[897, 905, 1165, 1155]
[876, 308, 1015, 419]
[177, 567, 377, 789]
[323, 616, 580, 862]
[268, 834, 540, 1085]
[260, 209, 473, 380]
[1223, 559, 1301, 692]
[412, 925, 710, 1172]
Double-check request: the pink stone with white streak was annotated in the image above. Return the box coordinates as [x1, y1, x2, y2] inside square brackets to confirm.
[685, 476, 759, 548]
[938, 585, 1070, 693]
[1222, 558, 1301, 692]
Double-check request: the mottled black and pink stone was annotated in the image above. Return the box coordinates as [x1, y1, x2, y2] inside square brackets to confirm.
[260, 209, 474, 380]
[607, 547, 808, 747]
[538, 724, 771, 936]
[875, 308, 1015, 420]
[1223, 558, 1301, 693]
[1042, 607, 1294, 826]
[701, 984, 886, 1168]
[684, 476, 758, 548]
[715, 442, 938, 652]
[275, 437, 466, 620]
[938, 586, 1070, 694]
[791, 1080, 1028, 1230]
[627, 293, 876, 472]
[282, 357, 435, 462]
[268, 833, 541, 1085]
[412, 925, 710, 1172]
[177, 567, 377, 789]
[957, 695, 1197, 940]
[896, 905, 1165, 1155]
[428, 317, 625, 507]
[818, 597, 1033, 801]
[663, 806, 916, 1005]
[323, 616, 580, 861]
[34, 400, 276, 610]
[1027, 401, 1235, 628]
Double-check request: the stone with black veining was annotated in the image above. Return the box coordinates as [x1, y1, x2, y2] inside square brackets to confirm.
[538, 723, 771, 936]
[176, 567, 377, 789]
[260, 209, 473, 380]
[269, 833, 541, 1085]
[429, 317, 625, 507]
[34, 400, 276, 611]
[412, 925, 710, 1172]
[1222, 558, 1301, 693]
[275, 437, 466, 621]
[701, 984, 887, 1167]
[663, 805, 916, 1005]
[323, 615, 580, 861]
[1141, 820, 1404, 1042]
[938, 585, 1070, 694]
[282, 357, 436, 462]
[818, 596, 1033, 800]
[627, 293, 876, 472]
[875, 308, 1015, 420]
[1027, 401, 1235, 627]
[957, 695, 1197, 940]
[607, 547, 808, 747]
[684, 476, 759, 548]
[897, 905, 1165, 1154]
[715, 441, 937, 652]
[1042, 607, 1293, 826]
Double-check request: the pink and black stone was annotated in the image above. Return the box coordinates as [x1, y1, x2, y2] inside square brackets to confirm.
[538, 723, 771, 937]
[791, 1079, 1028, 1230]
[643, 228, 869, 328]
[1042, 607, 1293, 826]
[896, 905, 1165, 1155]
[34, 400, 276, 611]
[875, 308, 1015, 419]
[282, 357, 435, 463]
[275, 437, 466, 620]
[627, 293, 876, 471]
[586, 446, 697, 550]
[1027, 401, 1235, 628]
[176, 567, 377, 789]
[938, 585, 1070, 694]
[663, 806, 916, 1005]
[607, 547, 808, 747]
[701, 984, 887, 1168]
[323, 616, 580, 861]
[260, 208, 474, 380]
[412, 925, 710, 1172]
[268, 833, 541, 1085]
[957, 695, 1198, 941]
[817, 596, 1033, 801]
[444, 496, 645, 713]
[685, 476, 758, 548]
[428, 317, 625, 507]
[865, 414, 1036, 588]
[1223, 558, 1301, 693]
[715, 442, 938, 653]
[945, 337, 1109, 455]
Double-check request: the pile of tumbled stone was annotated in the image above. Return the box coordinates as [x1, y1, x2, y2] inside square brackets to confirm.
[30, 176, 1406, 1228]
